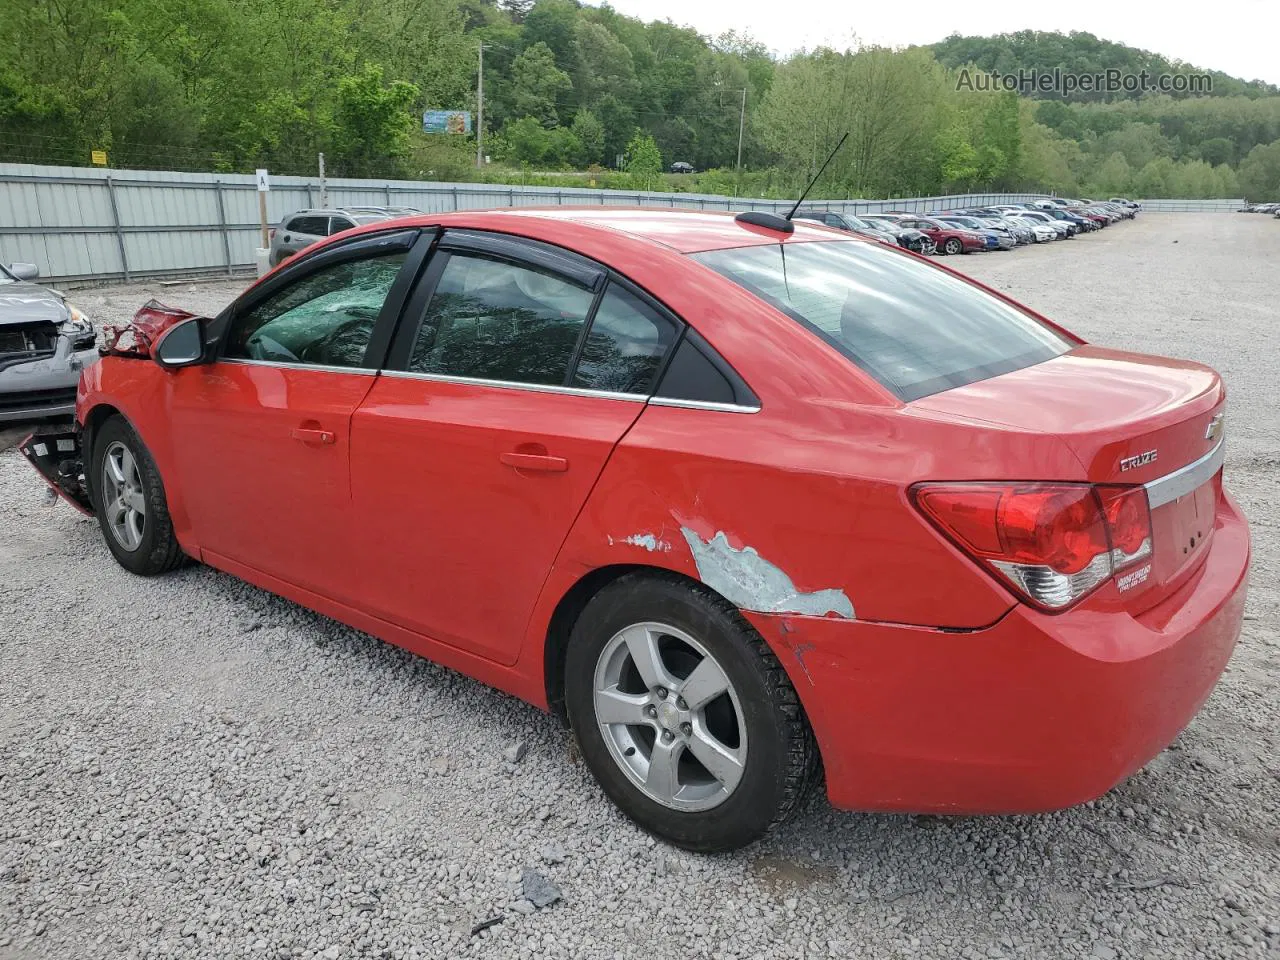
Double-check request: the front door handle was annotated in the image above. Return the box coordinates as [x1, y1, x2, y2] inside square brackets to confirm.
[500, 452, 568, 473]
[292, 426, 335, 445]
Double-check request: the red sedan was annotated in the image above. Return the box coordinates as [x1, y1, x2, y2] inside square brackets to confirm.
[877, 214, 987, 254]
[23, 208, 1249, 852]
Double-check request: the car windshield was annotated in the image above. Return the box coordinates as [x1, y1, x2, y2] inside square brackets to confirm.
[845, 216, 875, 230]
[693, 240, 1072, 402]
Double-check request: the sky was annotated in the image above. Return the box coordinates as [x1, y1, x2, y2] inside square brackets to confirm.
[587, 0, 1280, 86]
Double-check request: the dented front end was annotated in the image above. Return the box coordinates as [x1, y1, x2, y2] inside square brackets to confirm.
[20, 427, 92, 514]
[102, 299, 198, 359]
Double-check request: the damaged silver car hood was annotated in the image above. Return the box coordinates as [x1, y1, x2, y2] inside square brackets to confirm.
[0, 282, 69, 326]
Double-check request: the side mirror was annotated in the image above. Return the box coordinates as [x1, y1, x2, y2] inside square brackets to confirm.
[153, 316, 207, 369]
[8, 262, 39, 281]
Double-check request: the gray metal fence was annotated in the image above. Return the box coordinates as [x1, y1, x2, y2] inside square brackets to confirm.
[0, 162, 1244, 284]
[1132, 198, 1244, 212]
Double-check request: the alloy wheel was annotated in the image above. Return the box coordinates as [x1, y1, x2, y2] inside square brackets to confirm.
[592, 621, 747, 812]
[101, 441, 146, 551]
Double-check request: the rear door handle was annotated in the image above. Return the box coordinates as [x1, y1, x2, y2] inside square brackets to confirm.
[291, 427, 335, 445]
[500, 452, 568, 473]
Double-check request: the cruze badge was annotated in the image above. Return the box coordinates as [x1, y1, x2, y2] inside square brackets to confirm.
[1119, 450, 1158, 472]
[1205, 413, 1224, 441]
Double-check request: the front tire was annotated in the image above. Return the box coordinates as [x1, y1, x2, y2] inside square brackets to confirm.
[944, 237, 963, 255]
[565, 574, 817, 852]
[90, 415, 186, 576]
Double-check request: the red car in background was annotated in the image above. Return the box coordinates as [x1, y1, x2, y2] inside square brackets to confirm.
[23, 208, 1249, 852]
[875, 213, 987, 254]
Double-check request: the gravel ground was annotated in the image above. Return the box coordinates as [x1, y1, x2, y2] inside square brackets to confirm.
[0, 213, 1276, 960]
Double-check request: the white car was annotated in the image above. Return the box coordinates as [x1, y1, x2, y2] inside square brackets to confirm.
[1007, 216, 1058, 243]
[1017, 210, 1073, 239]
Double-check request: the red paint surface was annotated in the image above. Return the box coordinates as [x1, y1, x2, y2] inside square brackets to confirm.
[71, 207, 1250, 814]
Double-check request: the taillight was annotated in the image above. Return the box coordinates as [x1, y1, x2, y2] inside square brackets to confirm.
[912, 483, 1152, 612]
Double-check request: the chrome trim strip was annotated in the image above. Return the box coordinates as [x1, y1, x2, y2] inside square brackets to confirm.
[647, 396, 761, 415]
[1144, 438, 1225, 508]
[221, 357, 378, 376]
[379, 368, 645, 402]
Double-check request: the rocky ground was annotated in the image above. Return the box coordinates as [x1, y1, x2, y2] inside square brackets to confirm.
[0, 212, 1276, 959]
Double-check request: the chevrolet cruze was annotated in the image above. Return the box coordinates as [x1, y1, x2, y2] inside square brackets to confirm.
[23, 208, 1249, 852]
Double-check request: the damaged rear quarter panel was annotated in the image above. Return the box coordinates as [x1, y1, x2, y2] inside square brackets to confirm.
[522, 400, 1021, 680]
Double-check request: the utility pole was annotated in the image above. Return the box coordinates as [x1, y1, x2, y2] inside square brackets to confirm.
[476, 42, 485, 169]
[318, 152, 327, 208]
[736, 88, 747, 176]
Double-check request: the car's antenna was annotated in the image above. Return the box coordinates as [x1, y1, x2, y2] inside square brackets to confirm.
[733, 133, 848, 234]
[786, 132, 849, 221]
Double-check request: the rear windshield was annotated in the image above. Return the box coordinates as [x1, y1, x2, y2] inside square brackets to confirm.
[693, 240, 1072, 402]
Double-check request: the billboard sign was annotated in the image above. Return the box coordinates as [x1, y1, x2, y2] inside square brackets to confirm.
[423, 110, 473, 135]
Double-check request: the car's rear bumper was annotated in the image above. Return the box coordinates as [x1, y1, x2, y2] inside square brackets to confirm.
[749, 491, 1250, 814]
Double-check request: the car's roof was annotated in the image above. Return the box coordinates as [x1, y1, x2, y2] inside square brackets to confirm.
[288, 207, 399, 217]
[397, 207, 842, 255]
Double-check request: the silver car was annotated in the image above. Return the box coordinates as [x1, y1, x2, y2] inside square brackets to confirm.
[269, 207, 417, 266]
[0, 261, 99, 422]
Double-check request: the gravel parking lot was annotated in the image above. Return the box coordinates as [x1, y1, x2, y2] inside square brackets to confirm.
[1, 212, 1276, 960]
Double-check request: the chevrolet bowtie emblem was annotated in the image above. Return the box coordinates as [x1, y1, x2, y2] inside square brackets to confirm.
[1205, 413, 1225, 442]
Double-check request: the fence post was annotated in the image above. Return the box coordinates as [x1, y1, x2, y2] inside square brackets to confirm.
[308, 183, 316, 208]
[214, 180, 233, 277]
[104, 174, 130, 282]
[385, 184, 393, 206]
[556, 190, 562, 207]
[509, 187, 515, 206]
[452, 185, 459, 211]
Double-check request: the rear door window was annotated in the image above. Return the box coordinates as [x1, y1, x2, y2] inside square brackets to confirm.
[694, 240, 1072, 402]
[287, 216, 329, 236]
[407, 252, 595, 386]
[571, 283, 677, 394]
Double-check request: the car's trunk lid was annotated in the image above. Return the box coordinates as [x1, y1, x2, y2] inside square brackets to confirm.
[911, 345, 1226, 612]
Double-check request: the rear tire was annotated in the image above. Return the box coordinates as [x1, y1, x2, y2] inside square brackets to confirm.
[565, 573, 818, 852]
[90, 415, 187, 576]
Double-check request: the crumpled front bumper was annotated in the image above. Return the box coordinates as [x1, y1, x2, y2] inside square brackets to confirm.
[0, 339, 98, 422]
[20, 426, 92, 515]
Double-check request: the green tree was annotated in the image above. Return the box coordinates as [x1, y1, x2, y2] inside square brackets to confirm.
[1238, 140, 1280, 199]
[1091, 151, 1133, 194]
[936, 125, 979, 187]
[1196, 137, 1235, 165]
[625, 131, 663, 186]
[331, 66, 420, 177]
[511, 41, 572, 126]
[571, 108, 605, 166]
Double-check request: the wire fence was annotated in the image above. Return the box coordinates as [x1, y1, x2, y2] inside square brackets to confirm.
[0, 162, 1246, 284]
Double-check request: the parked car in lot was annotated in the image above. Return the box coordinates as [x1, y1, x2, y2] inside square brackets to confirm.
[269, 207, 409, 266]
[860, 216, 937, 255]
[981, 215, 1035, 244]
[1005, 215, 1059, 243]
[1018, 210, 1075, 238]
[30, 206, 1232, 854]
[935, 215, 1016, 250]
[793, 210, 901, 246]
[0, 260, 98, 421]
[880, 215, 986, 254]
